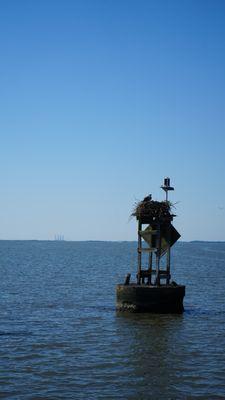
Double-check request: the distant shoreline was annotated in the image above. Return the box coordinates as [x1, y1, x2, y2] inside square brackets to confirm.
[0, 239, 224, 243]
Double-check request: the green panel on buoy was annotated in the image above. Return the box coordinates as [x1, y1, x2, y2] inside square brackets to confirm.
[139, 226, 157, 248]
[161, 224, 181, 247]
[140, 223, 180, 255]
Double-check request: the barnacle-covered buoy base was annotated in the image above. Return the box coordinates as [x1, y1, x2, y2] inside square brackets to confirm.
[116, 284, 185, 314]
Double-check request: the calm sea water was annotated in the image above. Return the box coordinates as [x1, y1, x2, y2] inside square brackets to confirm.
[0, 240, 225, 399]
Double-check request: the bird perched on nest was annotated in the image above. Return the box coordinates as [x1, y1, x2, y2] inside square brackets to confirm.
[143, 194, 152, 202]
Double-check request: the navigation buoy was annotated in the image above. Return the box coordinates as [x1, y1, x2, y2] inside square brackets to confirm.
[116, 178, 185, 313]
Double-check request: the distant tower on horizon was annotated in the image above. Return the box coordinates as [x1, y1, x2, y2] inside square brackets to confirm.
[54, 234, 65, 241]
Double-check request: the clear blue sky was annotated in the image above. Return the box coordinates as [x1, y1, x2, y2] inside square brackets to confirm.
[0, 0, 225, 241]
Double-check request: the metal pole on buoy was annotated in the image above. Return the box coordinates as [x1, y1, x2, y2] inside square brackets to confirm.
[161, 177, 174, 202]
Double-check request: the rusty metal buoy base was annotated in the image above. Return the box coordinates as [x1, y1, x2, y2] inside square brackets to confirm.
[116, 284, 185, 313]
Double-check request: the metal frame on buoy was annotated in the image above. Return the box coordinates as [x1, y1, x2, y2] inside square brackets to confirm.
[136, 177, 180, 287]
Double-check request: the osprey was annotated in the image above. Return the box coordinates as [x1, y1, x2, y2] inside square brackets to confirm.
[143, 194, 152, 202]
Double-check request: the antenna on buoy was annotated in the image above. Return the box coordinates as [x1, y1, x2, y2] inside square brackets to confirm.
[161, 177, 174, 202]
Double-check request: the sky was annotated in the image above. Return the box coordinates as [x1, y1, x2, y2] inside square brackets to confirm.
[0, 0, 225, 241]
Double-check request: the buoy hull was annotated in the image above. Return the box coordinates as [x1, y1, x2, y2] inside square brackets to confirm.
[116, 284, 185, 313]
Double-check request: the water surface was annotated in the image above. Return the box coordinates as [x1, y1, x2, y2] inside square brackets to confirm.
[0, 241, 225, 399]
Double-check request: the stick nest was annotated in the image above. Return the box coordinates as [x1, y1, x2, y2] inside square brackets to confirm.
[131, 198, 174, 221]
